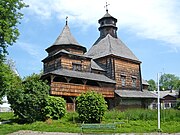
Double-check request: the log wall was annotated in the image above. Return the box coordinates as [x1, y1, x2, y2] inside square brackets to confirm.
[44, 56, 91, 73]
[114, 58, 141, 90]
[49, 47, 84, 56]
[61, 56, 91, 71]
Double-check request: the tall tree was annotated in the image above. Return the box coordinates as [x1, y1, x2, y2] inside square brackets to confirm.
[159, 74, 179, 90]
[0, 0, 26, 60]
[0, 60, 21, 104]
[147, 79, 156, 91]
[7, 73, 49, 123]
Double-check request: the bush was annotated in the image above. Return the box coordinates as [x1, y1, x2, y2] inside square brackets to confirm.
[44, 96, 66, 120]
[7, 73, 49, 123]
[76, 91, 107, 123]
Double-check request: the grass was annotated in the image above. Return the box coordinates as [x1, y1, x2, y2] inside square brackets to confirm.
[0, 110, 180, 135]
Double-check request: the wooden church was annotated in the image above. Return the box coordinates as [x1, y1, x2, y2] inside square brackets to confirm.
[41, 9, 156, 111]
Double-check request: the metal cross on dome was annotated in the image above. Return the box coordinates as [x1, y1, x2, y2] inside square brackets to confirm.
[104, 2, 110, 13]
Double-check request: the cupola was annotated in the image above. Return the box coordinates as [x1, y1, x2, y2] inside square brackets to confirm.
[98, 8, 118, 38]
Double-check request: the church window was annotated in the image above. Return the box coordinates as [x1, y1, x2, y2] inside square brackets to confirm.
[72, 63, 82, 71]
[54, 60, 58, 69]
[121, 75, 126, 87]
[132, 77, 137, 88]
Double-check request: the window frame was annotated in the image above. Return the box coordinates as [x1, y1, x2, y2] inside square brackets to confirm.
[72, 63, 82, 71]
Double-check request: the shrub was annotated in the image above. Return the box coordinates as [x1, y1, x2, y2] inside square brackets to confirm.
[7, 73, 49, 123]
[76, 91, 107, 123]
[44, 96, 66, 120]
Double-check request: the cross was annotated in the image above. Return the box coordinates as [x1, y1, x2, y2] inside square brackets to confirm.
[104, 2, 110, 13]
[66, 16, 68, 25]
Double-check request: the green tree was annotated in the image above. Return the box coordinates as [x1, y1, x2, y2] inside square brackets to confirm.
[0, 0, 27, 59]
[7, 73, 49, 123]
[44, 96, 66, 120]
[76, 91, 107, 123]
[174, 80, 180, 91]
[0, 60, 21, 104]
[147, 79, 156, 91]
[159, 74, 179, 90]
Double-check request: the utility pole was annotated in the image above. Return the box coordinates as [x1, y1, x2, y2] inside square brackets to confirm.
[157, 73, 161, 131]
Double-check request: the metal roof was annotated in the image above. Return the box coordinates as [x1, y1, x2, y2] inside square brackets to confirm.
[115, 90, 157, 99]
[47, 68, 116, 84]
[85, 34, 140, 62]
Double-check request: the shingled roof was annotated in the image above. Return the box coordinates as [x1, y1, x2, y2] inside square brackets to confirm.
[91, 60, 105, 71]
[85, 34, 140, 62]
[98, 12, 117, 23]
[45, 68, 116, 84]
[115, 90, 157, 99]
[53, 24, 81, 46]
[46, 24, 86, 53]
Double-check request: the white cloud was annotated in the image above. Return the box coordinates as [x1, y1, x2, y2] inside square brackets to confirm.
[17, 41, 44, 59]
[24, 0, 180, 51]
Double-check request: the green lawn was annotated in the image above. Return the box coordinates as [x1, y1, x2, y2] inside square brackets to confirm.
[0, 110, 180, 135]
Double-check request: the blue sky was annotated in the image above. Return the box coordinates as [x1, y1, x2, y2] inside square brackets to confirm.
[7, 0, 180, 81]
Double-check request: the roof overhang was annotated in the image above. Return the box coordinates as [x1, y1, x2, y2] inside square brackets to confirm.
[115, 90, 157, 99]
[46, 44, 87, 53]
[42, 69, 116, 84]
[42, 50, 91, 62]
[93, 54, 142, 64]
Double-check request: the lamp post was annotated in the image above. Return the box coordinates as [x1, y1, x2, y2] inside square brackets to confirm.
[157, 73, 161, 131]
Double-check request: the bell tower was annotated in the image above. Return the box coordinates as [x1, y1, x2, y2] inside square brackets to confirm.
[98, 2, 118, 38]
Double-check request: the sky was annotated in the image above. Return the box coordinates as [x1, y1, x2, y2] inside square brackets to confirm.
[7, 0, 180, 81]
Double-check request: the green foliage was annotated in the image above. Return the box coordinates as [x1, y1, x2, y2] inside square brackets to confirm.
[76, 91, 107, 123]
[1, 111, 180, 135]
[175, 99, 180, 110]
[7, 73, 49, 123]
[104, 109, 180, 122]
[159, 74, 179, 90]
[175, 80, 180, 91]
[147, 79, 156, 91]
[0, 0, 27, 59]
[0, 112, 14, 121]
[0, 61, 21, 104]
[44, 96, 66, 120]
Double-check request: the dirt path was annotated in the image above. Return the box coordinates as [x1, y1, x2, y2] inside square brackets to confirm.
[8, 130, 180, 135]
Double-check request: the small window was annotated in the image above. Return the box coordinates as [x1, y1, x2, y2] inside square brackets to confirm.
[72, 63, 82, 71]
[165, 103, 170, 108]
[121, 76, 126, 87]
[54, 60, 58, 69]
[132, 77, 136, 88]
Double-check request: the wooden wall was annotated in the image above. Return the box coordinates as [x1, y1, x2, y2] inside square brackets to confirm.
[48, 47, 84, 56]
[61, 56, 91, 71]
[114, 58, 141, 90]
[94, 56, 141, 91]
[114, 96, 144, 110]
[44, 55, 91, 73]
[94, 57, 115, 79]
[50, 82, 114, 98]
[67, 48, 84, 55]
